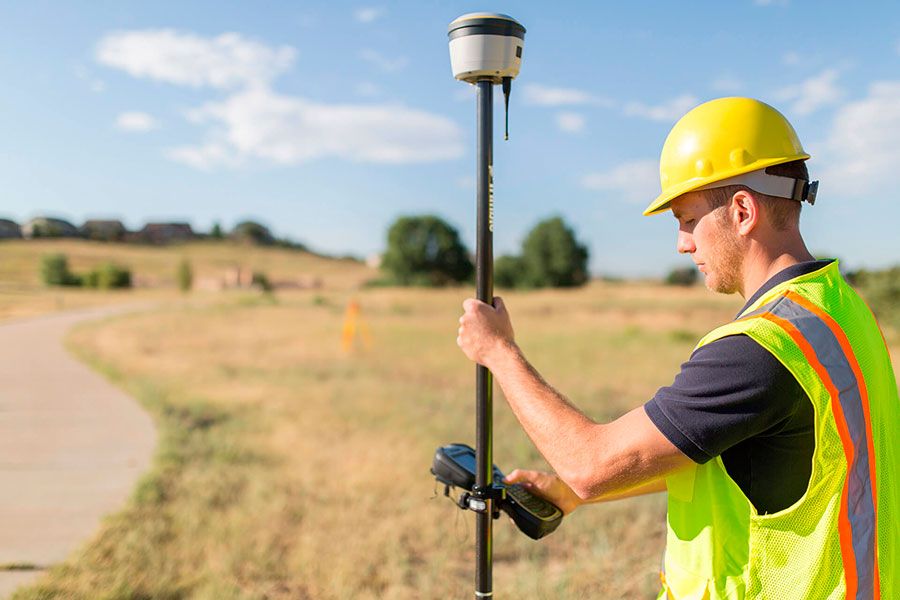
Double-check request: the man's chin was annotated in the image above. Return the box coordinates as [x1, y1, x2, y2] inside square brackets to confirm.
[703, 273, 738, 295]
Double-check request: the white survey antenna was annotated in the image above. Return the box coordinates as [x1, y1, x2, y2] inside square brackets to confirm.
[448, 13, 525, 84]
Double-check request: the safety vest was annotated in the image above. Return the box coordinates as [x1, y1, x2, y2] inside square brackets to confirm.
[659, 261, 898, 599]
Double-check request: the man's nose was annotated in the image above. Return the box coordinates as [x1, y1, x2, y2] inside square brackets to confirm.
[677, 230, 695, 254]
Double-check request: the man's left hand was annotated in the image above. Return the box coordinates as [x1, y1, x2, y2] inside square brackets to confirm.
[457, 296, 515, 369]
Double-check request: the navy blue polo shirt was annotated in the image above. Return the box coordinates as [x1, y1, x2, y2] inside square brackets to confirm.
[644, 260, 831, 514]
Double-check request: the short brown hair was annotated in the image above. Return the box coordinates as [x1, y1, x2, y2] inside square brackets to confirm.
[703, 160, 809, 230]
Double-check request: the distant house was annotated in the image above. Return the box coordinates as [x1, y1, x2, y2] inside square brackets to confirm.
[129, 222, 195, 245]
[0, 219, 22, 239]
[22, 217, 79, 239]
[80, 219, 126, 242]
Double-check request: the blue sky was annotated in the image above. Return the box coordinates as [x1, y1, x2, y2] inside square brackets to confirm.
[1, 1, 899, 276]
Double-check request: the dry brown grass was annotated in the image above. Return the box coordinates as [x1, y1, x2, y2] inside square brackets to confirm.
[10, 280, 746, 600]
[0, 239, 371, 322]
[5, 244, 898, 599]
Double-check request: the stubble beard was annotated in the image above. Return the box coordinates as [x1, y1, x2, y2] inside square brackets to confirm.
[704, 214, 744, 295]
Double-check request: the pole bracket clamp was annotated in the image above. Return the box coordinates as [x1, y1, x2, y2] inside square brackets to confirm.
[460, 484, 505, 517]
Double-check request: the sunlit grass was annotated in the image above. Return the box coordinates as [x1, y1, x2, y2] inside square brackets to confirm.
[0, 239, 371, 322]
[4, 243, 897, 598]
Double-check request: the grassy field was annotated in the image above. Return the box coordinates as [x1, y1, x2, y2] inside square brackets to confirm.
[4, 241, 898, 599]
[0, 239, 369, 322]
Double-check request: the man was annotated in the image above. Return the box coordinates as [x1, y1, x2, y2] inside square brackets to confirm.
[456, 97, 898, 599]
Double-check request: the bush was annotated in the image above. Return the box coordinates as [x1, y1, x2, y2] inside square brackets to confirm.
[381, 215, 474, 286]
[40, 253, 131, 289]
[40, 254, 80, 286]
[518, 217, 589, 288]
[665, 266, 698, 286]
[83, 263, 132, 289]
[252, 271, 273, 293]
[177, 259, 193, 293]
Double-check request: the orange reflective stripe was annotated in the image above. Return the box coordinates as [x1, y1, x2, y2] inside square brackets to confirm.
[784, 291, 881, 599]
[758, 311, 859, 598]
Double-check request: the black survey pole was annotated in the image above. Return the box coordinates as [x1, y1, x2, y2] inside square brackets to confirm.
[474, 79, 494, 598]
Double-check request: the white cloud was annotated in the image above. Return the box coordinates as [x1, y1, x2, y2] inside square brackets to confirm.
[581, 159, 659, 204]
[168, 87, 464, 169]
[116, 111, 159, 132]
[359, 48, 408, 73]
[775, 68, 843, 116]
[623, 94, 698, 122]
[556, 111, 585, 133]
[354, 7, 385, 23]
[711, 74, 744, 93]
[818, 81, 900, 197]
[521, 83, 614, 108]
[97, 28, 460, 170]
[96, 29, 296, 89]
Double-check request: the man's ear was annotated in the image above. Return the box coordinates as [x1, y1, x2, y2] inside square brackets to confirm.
[730, 190, 759, 236]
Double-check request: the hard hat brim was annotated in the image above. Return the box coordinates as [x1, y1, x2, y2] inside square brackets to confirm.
[642, 154, 810, 216]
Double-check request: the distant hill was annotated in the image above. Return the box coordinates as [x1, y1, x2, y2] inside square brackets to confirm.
[0, 239, 374, 291]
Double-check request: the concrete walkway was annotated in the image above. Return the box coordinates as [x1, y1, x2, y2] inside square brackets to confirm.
[0, 307, 157, 598]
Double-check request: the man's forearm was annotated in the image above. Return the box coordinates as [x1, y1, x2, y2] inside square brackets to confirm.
[487, 342, 627, 498]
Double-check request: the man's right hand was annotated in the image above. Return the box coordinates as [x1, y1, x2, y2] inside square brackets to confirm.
[504, 469, 582, 515]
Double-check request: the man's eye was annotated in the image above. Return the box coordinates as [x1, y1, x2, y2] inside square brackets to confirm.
[683, 219, 695, 226]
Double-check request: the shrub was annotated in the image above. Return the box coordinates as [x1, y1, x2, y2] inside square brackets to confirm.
[665, 266, 698, 286]
[381, 215, 474, 286]
[83, 263, 132, 289]
[252, 271, 273, 293]
[177, 259, 193, 293]
[40, 254, 80, 286]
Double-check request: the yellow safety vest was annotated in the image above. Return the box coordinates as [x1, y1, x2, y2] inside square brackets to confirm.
[659, 261, 898, 599]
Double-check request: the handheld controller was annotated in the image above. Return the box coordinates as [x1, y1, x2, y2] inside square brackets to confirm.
[432, 443, 563, 540]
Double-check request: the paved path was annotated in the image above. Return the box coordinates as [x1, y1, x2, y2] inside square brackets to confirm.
[0, 307, 157, 598]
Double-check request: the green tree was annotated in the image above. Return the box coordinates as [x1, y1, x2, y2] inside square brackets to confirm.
[494, 255, 525, 289]
[381, 215, 474, 286]
[519, 216, 589, 288]
[210, 222, 223, 239]
[231, 220, 274, 245]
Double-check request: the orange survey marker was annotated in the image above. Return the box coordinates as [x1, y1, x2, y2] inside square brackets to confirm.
[341, 299, 372, 352]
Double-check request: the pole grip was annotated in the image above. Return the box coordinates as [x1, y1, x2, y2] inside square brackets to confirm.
[474, 79, 494, 599]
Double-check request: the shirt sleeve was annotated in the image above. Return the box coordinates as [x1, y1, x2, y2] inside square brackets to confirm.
[643, 334, 805, 464]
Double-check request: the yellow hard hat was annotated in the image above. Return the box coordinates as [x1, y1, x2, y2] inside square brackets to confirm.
[644, 97, 810, 216]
